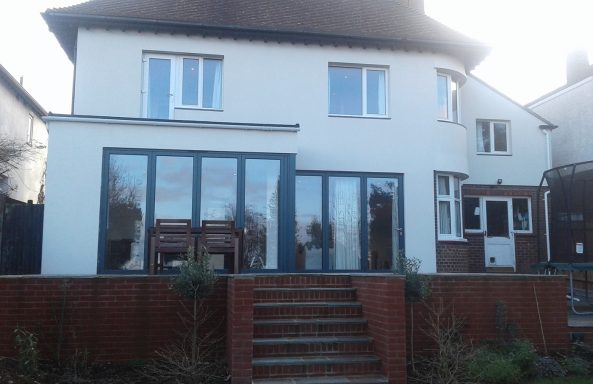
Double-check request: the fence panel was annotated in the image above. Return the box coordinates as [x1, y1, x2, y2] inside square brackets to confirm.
[0, 203, 44, 274]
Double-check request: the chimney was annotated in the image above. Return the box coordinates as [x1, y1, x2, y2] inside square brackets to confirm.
[566, 50, 592, 84]
[406, 0, 424, 13]
[19, 76, 23, 86]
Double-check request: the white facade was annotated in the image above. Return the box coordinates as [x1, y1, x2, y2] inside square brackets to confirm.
[42, 28, 550, 274]
[529, 77, 593, 167]
[0, 71, 47, 203]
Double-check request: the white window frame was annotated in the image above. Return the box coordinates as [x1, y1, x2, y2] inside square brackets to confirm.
[511, 197, 532, 234]
[462, 196, 532, 234]
[26, 114, 33, 146]
[436, 174, 463, 240]
[476, 120, 511, 155]
[328, 64, 388, 118]
[437, 72, 459, 123]
[142, 53, 223, 119]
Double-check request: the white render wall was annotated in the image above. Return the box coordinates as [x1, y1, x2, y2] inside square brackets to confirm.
[530, 78, 593, 167]
[0, 81, 47, 203]
[42, 29, 548, 274]
[461, 77, 549, 186]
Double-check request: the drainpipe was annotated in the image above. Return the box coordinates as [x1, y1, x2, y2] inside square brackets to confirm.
[543, 128, 552, 170]
[544, 191, 551, 262]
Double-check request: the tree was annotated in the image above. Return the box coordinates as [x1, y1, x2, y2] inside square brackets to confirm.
[0, 136, 36, 196]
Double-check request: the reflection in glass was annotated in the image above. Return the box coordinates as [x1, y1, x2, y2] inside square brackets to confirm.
[203, 59, 222, 109]
[105, 155, 148, 270]
[437, 74, 448, 119]
[148, 58, 171, 119]
[329, 177, 361, 270]
[367, 178, 398, 270]
[451, 79, 458, 122]
[463, 197, 481, 230]
[366, 70, 386, 115]
[200, 157, 237, 223]
[182, 58, 199, 105]
[244, 159, 280, 269]
[154, 156, 193, 221]
[494, 122, 507, 152]
[295, 176, 323, 271]
[329, 67, 362, 115]
[486, 201, 509, 237]
[477, 121, 491, 152]
[512, 198, 530, 231]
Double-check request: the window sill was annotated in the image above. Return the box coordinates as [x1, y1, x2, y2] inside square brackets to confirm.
[175, 106, 223, 112]
[476, 152, 512, 156]
[437, 119, 465, 128]
[438, 237, 468, 243]
[329, 114, 391, 120]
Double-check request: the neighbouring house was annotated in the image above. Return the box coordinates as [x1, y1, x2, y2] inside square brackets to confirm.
[0, 64, 48, 204]
[528, 50, 593, 168]
[40, 0, 556, 276]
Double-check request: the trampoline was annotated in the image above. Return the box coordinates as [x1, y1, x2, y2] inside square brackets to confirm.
[536, 161, 593, 315]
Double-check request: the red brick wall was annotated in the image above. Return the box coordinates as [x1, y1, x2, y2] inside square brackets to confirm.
[437, 185, 548, 274]
[226, 276, 254, 384]
[351, 275, 407, 384]
[0, 276, 227, 362]
[407, 275, 569, 355]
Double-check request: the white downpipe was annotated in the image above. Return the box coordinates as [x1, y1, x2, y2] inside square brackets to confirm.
[543, 129, 552, 169]
[544, 191, 551, 262]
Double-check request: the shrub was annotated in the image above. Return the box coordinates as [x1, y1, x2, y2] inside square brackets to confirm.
[561, 356, 590, 376]
[536, 356, 565, 378]
[466, 340, 537, 384]
[466, 349, 521, 384]
[14, 327, 40, 376]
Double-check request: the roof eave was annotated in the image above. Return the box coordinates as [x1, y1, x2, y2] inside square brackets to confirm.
[43, 11, 490, 69]
[0, 65, 47, 117]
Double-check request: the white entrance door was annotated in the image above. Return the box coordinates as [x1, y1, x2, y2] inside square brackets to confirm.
[484, 198, 515, 269]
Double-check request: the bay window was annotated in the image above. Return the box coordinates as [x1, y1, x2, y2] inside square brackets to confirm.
[437, 174, 462, 240]
[437, 73, 459, 122]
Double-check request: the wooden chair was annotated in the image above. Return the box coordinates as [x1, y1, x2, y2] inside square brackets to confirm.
[151, 219, 192, 274]
[199, 220, 241, 274]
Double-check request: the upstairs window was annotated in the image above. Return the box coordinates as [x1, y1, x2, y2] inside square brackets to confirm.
[143, 54, 223, 119]
[437, 73, 459, 122]
[477, 120, 510, 154]
[437, 174, 462, 240]
[328, 65, 387, 117]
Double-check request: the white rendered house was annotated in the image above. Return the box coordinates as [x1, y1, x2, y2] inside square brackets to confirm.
[41, 0, 554, 275]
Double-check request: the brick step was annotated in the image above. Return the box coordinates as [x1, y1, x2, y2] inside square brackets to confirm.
[253, 336, 374, 356]
[255, 275, 352, 288]
[252, 374, 389, 384]
[254, 287, 357, 303]
[252, 355, 382, 378]
[254, 318, 368, 338]
[254, 301, 363, 319]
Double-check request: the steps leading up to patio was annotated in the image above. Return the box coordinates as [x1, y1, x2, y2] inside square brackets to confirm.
[252, 276, 388, 383]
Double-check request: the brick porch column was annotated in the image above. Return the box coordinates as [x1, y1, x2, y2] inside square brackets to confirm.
[227, 276, 254, 384]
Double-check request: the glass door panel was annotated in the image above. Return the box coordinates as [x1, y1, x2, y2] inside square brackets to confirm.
[244, 159, 280, 269]
[329, 176, 361, 270]
[200, 157, 238, 223]
[295, 176, 323, 271]
[486, 200, 509, 237]
[367, 177, 398, 270]
[105, 154, 148, 271]
[154, 156, 193, 221]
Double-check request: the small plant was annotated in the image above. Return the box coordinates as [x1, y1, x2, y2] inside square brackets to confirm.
[14, 327, 40, 376]
[395, 253, 430, 302]
[536, 356, 566, 378]
[561, 355, 590, 376]
[466, 340, 538, 384]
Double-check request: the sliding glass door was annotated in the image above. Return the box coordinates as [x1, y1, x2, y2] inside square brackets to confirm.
[295, 173, 403, 272]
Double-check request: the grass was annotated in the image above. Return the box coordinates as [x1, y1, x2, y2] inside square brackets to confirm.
[530, 378, 593, 384]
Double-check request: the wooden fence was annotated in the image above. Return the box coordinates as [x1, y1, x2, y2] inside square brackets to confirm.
[0, 201, 44, 274]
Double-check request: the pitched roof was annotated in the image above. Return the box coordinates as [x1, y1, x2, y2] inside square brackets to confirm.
[0, 64, 47, 117]
[44, 0, 489, 68]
